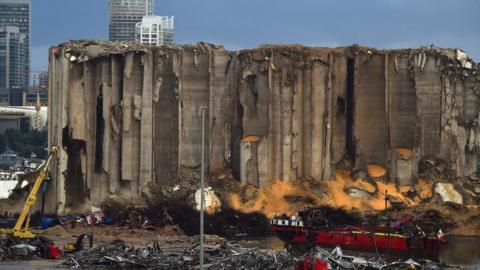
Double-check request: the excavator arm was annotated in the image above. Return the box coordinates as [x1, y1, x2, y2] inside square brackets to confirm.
[0, 146, 58, 238]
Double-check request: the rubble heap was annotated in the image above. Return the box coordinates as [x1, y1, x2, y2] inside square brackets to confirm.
[46, 41, 480, 214]
[63, 239, 296, 270]
[299, 246, 455, 270]
[0, 236, 59, 261]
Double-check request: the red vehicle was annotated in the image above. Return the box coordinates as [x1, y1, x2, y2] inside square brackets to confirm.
[271, 207, 445, 259]
[294, 256, 328, 270]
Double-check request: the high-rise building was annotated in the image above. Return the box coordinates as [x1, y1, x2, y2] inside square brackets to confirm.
[109, 0, 154, 41]
[0, 0, 30, 90]
[135, 16, 174, 46]
[0, 26, 27, 106]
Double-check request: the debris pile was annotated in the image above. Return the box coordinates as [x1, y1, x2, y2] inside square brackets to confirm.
[76, 167, 476, 238]
[414, 209, 456, 235]
[0, 236, 61, 261]
[63, 239, 296, 270]
[418, 156, 455, 181]
[100, 199, 272, 237]
[143, 202, 272, 237]
[296, 246, 458, 270]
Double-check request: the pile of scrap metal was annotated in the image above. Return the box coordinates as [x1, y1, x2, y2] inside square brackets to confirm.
[63, 239, 296, 269]
[295, 246, 460, 270]
[0, 236, 61, 261]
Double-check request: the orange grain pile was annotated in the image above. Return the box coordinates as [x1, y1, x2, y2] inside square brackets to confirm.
[228, 169, 434, 218]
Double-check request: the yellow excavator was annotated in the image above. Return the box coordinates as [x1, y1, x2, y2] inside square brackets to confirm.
[0, 146, 58, 239]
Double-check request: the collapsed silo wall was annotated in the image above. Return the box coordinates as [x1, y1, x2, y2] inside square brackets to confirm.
[47, 42, 479, 214]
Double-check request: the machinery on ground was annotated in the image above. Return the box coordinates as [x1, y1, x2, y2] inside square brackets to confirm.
[0, 146, 58, 238]
[64, 234, 94, 253]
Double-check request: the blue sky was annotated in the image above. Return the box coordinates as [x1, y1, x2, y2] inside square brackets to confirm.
[31, 0, 480, 71]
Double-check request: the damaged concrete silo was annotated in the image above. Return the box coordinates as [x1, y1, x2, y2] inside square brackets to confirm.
[47, 41, 480, 214]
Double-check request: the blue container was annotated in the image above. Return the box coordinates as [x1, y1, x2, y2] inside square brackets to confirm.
[41, 216, 56, 229]
[103, 215, 114, 224]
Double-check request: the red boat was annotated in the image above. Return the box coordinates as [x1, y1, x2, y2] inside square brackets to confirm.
[271, 207, 445, 258]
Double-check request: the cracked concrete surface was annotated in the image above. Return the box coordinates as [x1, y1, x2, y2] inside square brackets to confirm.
[46, 41, 480, 214]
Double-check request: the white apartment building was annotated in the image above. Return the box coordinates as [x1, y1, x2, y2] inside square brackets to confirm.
[135, 15, 174, 46]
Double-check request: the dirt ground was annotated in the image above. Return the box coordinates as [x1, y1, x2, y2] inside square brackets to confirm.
[38, 224, 194, 250]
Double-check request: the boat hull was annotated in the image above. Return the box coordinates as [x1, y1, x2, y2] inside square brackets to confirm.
[272, 225, 443, 259]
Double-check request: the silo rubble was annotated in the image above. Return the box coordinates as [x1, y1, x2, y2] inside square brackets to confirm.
[46, 41, 480, 214]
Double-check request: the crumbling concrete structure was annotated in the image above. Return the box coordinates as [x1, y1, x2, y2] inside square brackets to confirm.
[47, 41, 480, 214]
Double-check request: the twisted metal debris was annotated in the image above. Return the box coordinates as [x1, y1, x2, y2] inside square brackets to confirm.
[303, 247, 461, 270]
[0, 236, 56, 261]
[63, 239, 296, 270]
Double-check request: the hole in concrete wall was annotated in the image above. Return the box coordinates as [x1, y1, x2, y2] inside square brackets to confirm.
[94, 85, 104, 173]
[152, 58, 180, 186]
[62, 127, 86, 206]
[231, 98, 244, 181]
[346, 58, 356, 163]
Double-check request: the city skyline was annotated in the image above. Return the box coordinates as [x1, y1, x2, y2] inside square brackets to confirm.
[31, 0, 480, 71]
[0, 0, 30, 86]
[0, 0, 31, 106]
